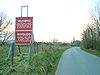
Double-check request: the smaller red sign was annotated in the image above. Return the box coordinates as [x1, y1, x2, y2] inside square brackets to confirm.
[16, 31, 32, 44]
[16, 17, 33, 30]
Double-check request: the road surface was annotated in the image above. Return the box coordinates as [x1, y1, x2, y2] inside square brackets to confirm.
[55, 47, 100, 75]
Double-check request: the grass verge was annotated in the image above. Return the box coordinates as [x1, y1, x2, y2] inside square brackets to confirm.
[81, 47, 100, 57]
[0, 44, 69, 75]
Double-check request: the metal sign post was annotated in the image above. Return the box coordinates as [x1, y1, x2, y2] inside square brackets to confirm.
[15, 5, 34, 60]
[21, 5, 28, 17]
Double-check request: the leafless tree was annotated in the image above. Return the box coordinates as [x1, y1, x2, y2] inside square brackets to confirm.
[0, 12, 13, 44]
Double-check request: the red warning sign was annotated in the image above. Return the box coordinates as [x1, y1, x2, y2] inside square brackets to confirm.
[16, 17, 33, 30]
[16, 31, 32, 44]
[15, 17, 33, 45]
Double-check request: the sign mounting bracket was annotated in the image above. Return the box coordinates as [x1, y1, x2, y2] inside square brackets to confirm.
[21, 5, 28, 17]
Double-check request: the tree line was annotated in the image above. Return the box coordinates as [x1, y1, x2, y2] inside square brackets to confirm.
[82, 0, 100, 50]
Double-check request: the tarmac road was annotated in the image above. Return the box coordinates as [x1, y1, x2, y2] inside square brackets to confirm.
[55, 47, 100, 75]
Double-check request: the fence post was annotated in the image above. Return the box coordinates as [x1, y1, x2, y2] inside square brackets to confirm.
[28, 35, 33, 59]
[37, 42, 39, 53]
[8, 41, 15, 66]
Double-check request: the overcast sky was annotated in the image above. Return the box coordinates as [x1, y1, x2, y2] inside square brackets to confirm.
[0, 0, 94, 42]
